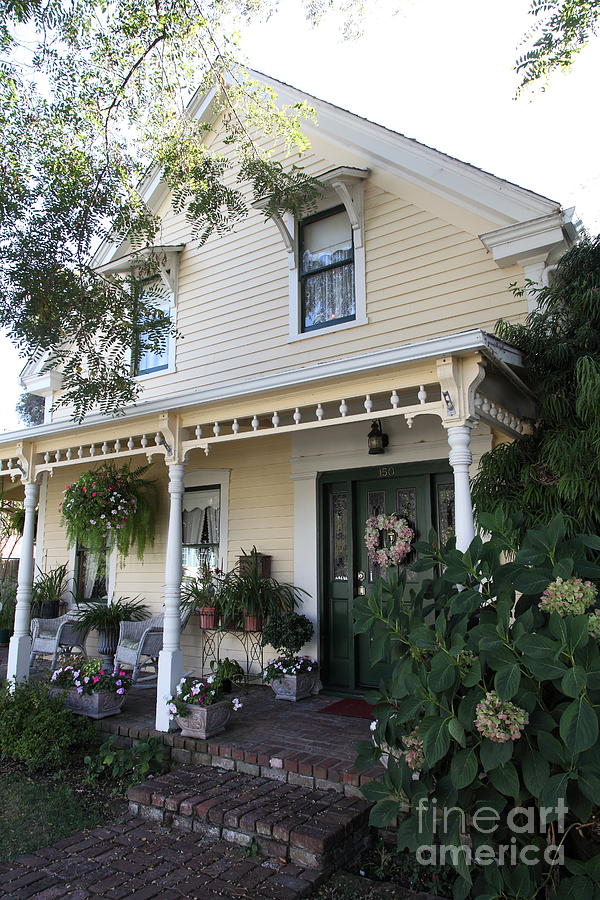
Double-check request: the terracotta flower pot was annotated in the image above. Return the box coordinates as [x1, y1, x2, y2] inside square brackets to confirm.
[50, 687, 126, 719]
[175, 700, 232, 739]
[243, 613, 263, 632]
[198, 607, 217, 629]
[269, 668, 320, 702]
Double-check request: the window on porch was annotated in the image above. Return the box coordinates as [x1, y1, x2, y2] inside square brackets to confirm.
[182, 485, 221, 576]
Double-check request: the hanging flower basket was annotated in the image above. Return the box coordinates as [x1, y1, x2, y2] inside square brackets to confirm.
[364, 513, 414, 569]
[60, 463, 156, 564]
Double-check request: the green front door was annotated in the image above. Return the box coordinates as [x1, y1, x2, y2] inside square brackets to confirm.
[321, 463, 454, 693]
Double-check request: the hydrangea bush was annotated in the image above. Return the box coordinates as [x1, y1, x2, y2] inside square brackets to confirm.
[51, 657, 132, 695]
[354, 512, 600, 900]
[167, 676, 242, 719]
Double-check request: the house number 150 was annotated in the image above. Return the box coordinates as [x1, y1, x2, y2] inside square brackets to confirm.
[378, 466, 395, 477]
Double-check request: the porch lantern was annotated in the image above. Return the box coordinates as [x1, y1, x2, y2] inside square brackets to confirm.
[367, 419, 389, 455]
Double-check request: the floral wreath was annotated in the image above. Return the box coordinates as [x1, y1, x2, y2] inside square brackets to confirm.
[364, 513, 414, 569]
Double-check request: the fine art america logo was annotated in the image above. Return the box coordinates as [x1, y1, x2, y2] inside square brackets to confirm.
[416, 798, 567, 867]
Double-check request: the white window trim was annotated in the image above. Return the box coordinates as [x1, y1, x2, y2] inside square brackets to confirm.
[183, 469, 230, 573]
[253, 167, 369, 343]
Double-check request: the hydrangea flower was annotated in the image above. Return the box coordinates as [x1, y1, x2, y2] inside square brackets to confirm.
[402, 729, 425, 772]
[474, 692, 528, 743]
[539, 577, 597, 617]
[589, 610, 600, 641]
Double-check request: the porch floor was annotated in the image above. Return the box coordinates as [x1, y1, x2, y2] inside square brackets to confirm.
[99, 684, 382, 794]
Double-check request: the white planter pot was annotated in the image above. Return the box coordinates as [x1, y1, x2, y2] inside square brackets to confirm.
[175, 700, 232, 738]
[269, 669, 320, 702]
[50, 687, 126, 719]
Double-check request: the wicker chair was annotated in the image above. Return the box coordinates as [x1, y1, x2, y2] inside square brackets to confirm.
[113, 606, 192, 687]
[30, 613, 90, 671]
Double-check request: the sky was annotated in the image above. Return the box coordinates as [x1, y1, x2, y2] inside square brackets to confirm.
[1, 0, 599, 433]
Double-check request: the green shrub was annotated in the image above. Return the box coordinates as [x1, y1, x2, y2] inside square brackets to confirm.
[84, 735, 168, 786]
[260, 611, 314, 655]
[354, 512, 600, 900]
[0, 680, 97, 772]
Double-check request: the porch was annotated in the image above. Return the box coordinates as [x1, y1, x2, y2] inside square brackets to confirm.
[96, 682, 382, 797]
[0, 332, 535, 734]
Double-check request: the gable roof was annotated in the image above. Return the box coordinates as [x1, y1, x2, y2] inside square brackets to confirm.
[94, 68, 577, 269]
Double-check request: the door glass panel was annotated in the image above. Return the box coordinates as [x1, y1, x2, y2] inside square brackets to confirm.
[367, 490, 386, 582]
[437, 482, 455, 545]
[330, 492, 349, 582]
[396, 487, 418, 582]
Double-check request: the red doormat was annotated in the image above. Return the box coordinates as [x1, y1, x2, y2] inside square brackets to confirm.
[318, 698, 375, 719]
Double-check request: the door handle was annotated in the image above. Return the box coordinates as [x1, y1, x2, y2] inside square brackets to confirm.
[356, 570, 366, 595]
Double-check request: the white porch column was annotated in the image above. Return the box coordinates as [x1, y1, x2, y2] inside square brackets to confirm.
[155, 462, 185, 731]
[7, 480, 40, 684]
[446, 425, 475, 552]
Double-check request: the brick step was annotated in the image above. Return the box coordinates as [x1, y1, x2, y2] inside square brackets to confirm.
[128, 764, 373, 874]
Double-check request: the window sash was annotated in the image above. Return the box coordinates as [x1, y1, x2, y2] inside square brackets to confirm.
[300, 206, 356, 333]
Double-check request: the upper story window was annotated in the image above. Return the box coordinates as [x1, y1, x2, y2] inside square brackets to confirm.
[300, 206, 355, 333]
[133, 277, 174, 378]
[253, 166, 369, 342]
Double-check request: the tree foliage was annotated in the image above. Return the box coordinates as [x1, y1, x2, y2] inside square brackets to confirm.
[517, 0, 600, 89]
[0, 0, 364, 420]
[15, 393, 45, 428]
[472, 236, 600, 542]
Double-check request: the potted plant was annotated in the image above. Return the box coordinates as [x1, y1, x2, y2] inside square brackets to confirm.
[60, 462, 156, 566]
[261, 612, 319, 701]
[0, 586, 16, 646]
[167, 675, 243, 738]
[209, 657, 245, 692]
[181, 564, 224, 629]
[74, 595, 149, 668]
[50, 656, 132, 718]
[224, 547, 305, 632]
[31, 563, 70, 619]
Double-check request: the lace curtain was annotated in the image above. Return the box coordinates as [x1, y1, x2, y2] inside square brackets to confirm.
[183, 504, 220, 545]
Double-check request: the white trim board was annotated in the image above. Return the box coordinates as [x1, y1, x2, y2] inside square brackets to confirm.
[0, 330, 523, 448]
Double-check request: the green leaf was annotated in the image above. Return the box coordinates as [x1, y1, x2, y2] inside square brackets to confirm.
[558, 876, 596, 899]
[521, 749, 549, 797]
[566, 615, 590, 652]
[428, 653, 457, 692]
[537, 731, 565, 765]
[539, 772, 570, 815]
[527, 657, 569, 681]
[480, 739, 513, 771]
[580, 535, 600, 552]
[422, 717, 450, 766]
[578, 771, 600, 806]
[561, 666, 588, 698]
[462, 659, 482, 687]
[489, 761, 519, 797]
[448, 717, 466, 747]
[512, 570, 551, 595]
[360, 779, 393, 803]
[516, 633, 561, 658]
[560, 698, 599, 753]
[368, 799, 400, 828]
[553, 557, 574, 580]
[450, 748, 478, 789]
[494, 664, 521, 700]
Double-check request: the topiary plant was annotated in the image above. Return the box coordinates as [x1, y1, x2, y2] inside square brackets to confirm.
[260, 612, 314, 656]
[354, 511, 600, 900]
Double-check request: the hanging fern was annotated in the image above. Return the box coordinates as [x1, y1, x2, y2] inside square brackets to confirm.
[60, 463, 156, 564]
[472, 235, 600, 540]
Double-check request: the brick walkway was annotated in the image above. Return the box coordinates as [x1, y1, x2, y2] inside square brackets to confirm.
[0, 818, 324, 899]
